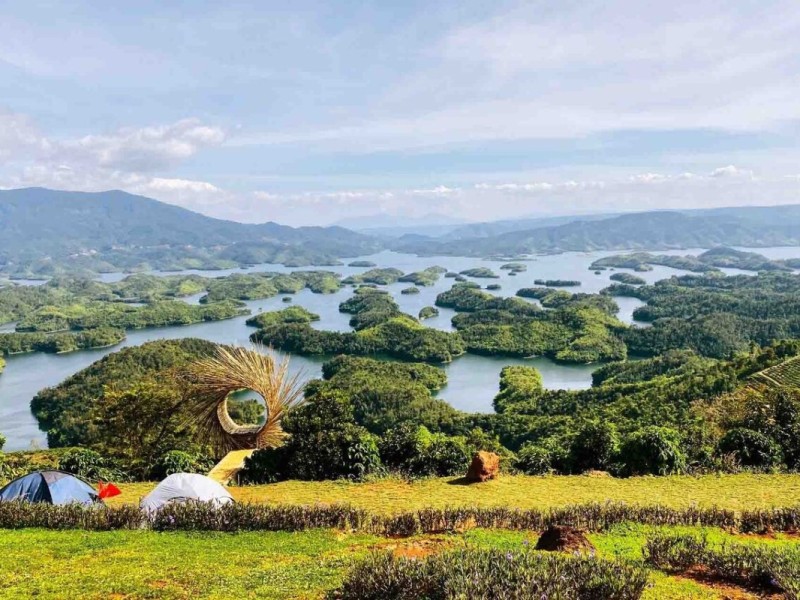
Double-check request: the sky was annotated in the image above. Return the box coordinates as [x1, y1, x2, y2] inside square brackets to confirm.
[1, 0, 799, 226]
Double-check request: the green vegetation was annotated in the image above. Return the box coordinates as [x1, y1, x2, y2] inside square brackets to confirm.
[252, 289, 465, 363]
[400, 286, 420, 294]
[500, 262, 527, 272]
[438, 284, 626, 363]
[201, 270, 341, 302]
[610, 272, 646, 285]
[343, 268, 404, 285]
[398, 266, 447, 286]
[348, 260, 377, 267]
[418, 306, 439, 319]
[244, 306, 320, 328]
[459, 267, 499, 278]
[30, 339, 218, 459]
[607, 271, 800, 358]
[593, 247, 794, 274]
[486, 283, 501, 290]
[0, 328, 125, 355]
[333, 549, 648, 600]
[534, 279, 581, 287]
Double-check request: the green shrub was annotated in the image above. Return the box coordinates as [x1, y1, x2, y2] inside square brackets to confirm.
[569, 421, 620, 473]
[378, 424, 433, 474]
[717, 428, 782, 469]
[419, 435, 471, 477]
[58, 448, 116, 480]
[329, 549, 648, 600]
[151, 450, 210, 479]
[241, 391, 383, 482]
[619, 427, 686, 475]
[0, 433, 5, 452]
[513, 443, 552, 475]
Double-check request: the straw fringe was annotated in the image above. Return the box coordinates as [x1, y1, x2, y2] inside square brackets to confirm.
[183, 345, 305, 454]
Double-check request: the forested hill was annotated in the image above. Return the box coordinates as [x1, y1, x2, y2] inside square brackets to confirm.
[391, 207, 800, 256]
[0, 188, 380, 276]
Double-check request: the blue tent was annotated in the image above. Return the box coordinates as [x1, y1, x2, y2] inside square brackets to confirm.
[0, 470, 100, 505]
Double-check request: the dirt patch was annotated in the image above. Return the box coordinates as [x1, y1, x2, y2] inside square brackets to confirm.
[535, 525, 595, 553]
[372, 537, 452, 559]
[674, 566, 784, 600]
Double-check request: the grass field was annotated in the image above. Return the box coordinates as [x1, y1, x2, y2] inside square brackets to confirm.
[109, 473, 800, 512]
[7, 474, 800, 599]
[2, 525, 794, 599]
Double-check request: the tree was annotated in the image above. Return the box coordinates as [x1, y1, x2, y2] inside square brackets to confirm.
[619, 427, 686, 476]
[568, 420, 620, 473]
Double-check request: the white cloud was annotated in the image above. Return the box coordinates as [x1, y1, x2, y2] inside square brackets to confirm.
[709, 165, 754, 179]
[53, 119, 226, 172]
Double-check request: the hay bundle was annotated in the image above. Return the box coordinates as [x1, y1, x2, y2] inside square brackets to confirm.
[184, 345, 304, 453]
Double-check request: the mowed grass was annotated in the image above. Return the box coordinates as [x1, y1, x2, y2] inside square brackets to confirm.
[110, 473, 800, 513]
[0, 528, 382, 600]
[2, 525, 793, 600]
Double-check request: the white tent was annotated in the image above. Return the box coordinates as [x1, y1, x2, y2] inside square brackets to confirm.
[140, 473, 234, 511]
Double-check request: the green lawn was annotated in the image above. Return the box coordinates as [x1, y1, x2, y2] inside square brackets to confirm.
[112, 473, 800, 513]
[2, 525, 791, 599]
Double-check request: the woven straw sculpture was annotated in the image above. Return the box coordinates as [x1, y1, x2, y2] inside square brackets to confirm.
[184, 345, 304, 453]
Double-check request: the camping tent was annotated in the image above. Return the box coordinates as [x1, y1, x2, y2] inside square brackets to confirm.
[0, 471, 100, 505]
[140, 473, 233, 511]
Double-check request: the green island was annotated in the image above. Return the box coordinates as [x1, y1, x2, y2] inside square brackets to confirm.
[347, 260, 377, 267]
[418, 306, 439, 319]
[459, 267, 499, 278]
[400, 286, 420, 294]
[533, 279, 581, 287]
[500, 262, 527, 273]
[610, 272, 647, 285]
[342, 267, 405, 285]
[398, 266, 447, 286]
[591, 247, 794, 274]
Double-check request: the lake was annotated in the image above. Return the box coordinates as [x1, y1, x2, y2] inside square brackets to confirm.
[1, 246, 797, 451]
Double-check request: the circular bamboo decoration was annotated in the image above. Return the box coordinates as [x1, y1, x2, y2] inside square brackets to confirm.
[184, 346, 304, 453]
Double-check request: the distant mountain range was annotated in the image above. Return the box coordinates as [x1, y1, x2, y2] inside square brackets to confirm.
[2, 188, 800, 277]
[389, 206, 800, 256]
[0, 188, 380, 277]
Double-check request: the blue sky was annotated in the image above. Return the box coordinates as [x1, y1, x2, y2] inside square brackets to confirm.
[1, 0, 799, 225]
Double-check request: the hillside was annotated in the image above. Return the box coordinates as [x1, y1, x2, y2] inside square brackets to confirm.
[392, 207, 800, 256]
[0, 188, 380, 276]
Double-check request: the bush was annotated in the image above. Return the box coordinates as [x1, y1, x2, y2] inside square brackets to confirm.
[569, 421, 620, 473]
[329, 549, 649, 600]
[619, 427, 686, 476]
[58, 448, 117, 480]
[717, 428, 782, 469]
[378, 424, 433, 474]
[514, 443, 552, 475]
[241, 391, 383, 482]
[0, 433, 5, 452]
[151, 450, 211, 479]
[419, 435, 471, 477]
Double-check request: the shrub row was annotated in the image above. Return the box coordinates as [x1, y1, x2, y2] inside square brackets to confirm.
[5, 501, 800, 535]
[644, 533, 800, 599]
[329, 549, 648, 600]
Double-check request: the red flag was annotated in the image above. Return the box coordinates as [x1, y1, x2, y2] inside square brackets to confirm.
[97, 482, 122, 499]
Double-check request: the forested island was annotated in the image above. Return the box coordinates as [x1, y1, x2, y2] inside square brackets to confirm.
[591, 247, 795, 273]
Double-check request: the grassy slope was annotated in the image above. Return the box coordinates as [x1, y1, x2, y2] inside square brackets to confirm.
[110, 474, 800, 512]
[1, 525, 795, 599]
